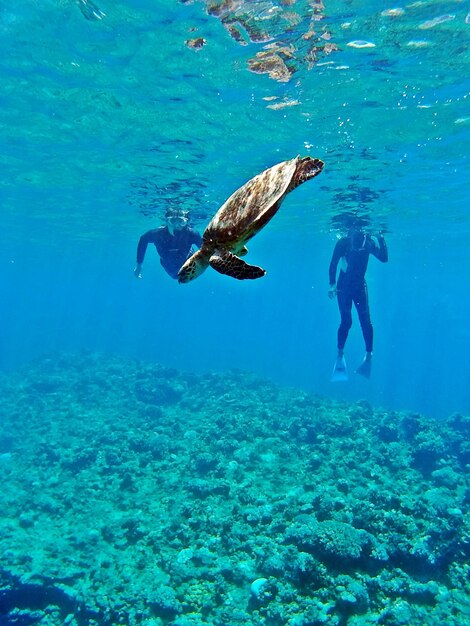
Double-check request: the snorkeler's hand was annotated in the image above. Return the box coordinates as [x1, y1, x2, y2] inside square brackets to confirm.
[134, 264, 143, 279]
[328, 285, 337, 299]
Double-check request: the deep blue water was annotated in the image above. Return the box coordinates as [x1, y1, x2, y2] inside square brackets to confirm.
[1, 0, 469, 420]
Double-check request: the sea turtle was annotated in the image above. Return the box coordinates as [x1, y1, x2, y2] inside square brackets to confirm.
[177, 155, 324, 283]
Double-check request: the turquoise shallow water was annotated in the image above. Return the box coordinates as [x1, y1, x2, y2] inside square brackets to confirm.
[2, 0, 469, 236]
[0, 2, 470, 623]
[1, 0, 469, 417]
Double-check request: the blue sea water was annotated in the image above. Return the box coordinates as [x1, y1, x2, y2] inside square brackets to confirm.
[1, 0, 469, 419]
[1, 3, 470, 624]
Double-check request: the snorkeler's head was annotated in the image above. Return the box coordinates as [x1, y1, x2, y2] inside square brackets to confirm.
[348, 228, 366, 250]
[165, 209, 189, 232]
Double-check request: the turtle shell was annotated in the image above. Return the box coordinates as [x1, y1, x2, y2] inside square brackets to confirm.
[204, 156, 301, 244]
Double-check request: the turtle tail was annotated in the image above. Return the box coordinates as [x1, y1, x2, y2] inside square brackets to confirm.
[290, 157, 324, 190]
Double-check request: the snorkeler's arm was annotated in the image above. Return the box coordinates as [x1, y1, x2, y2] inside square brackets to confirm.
[370, 234, 388, 263]
[134, 230, 159, 278]
[134, 264, 143, 279]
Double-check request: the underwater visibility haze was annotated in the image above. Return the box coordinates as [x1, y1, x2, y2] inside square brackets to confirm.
[1, 0, 470, 624]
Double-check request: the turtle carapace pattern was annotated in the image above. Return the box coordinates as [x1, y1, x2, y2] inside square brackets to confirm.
[178, 155, 324, 283]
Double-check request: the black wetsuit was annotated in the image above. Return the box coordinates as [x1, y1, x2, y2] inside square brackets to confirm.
[329, 234, 388, 352]
[137, 226, 202, 279]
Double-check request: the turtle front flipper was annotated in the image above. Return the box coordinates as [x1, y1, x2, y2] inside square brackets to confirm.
[209, 249, 265, 280]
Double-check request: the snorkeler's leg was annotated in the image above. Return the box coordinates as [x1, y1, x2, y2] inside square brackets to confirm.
[331, 285, 352, 381]
[355, 283, 373, 378]
[337, 285, 353, 351]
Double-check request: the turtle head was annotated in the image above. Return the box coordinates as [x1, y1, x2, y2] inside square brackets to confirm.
[292, 157, 324, 189]
[178, 249, 209, 284]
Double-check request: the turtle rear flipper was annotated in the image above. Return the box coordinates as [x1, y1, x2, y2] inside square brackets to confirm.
[178, 249, 210, 283]
[209, 250, 265, 280]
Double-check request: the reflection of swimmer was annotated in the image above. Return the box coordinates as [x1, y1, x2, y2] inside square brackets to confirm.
[134, 211, 202, 280]
[329, 228, 388, 381]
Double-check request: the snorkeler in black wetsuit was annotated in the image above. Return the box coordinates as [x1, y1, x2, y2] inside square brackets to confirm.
[328, 229, 388, 380]
[134, 211, 202, 280]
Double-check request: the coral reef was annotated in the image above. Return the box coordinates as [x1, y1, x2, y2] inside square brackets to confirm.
[0, 353, 469, 625]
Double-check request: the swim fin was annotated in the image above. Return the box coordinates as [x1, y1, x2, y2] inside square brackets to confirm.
[356, 355, 372, 379]
[331, 355, 348, 382]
